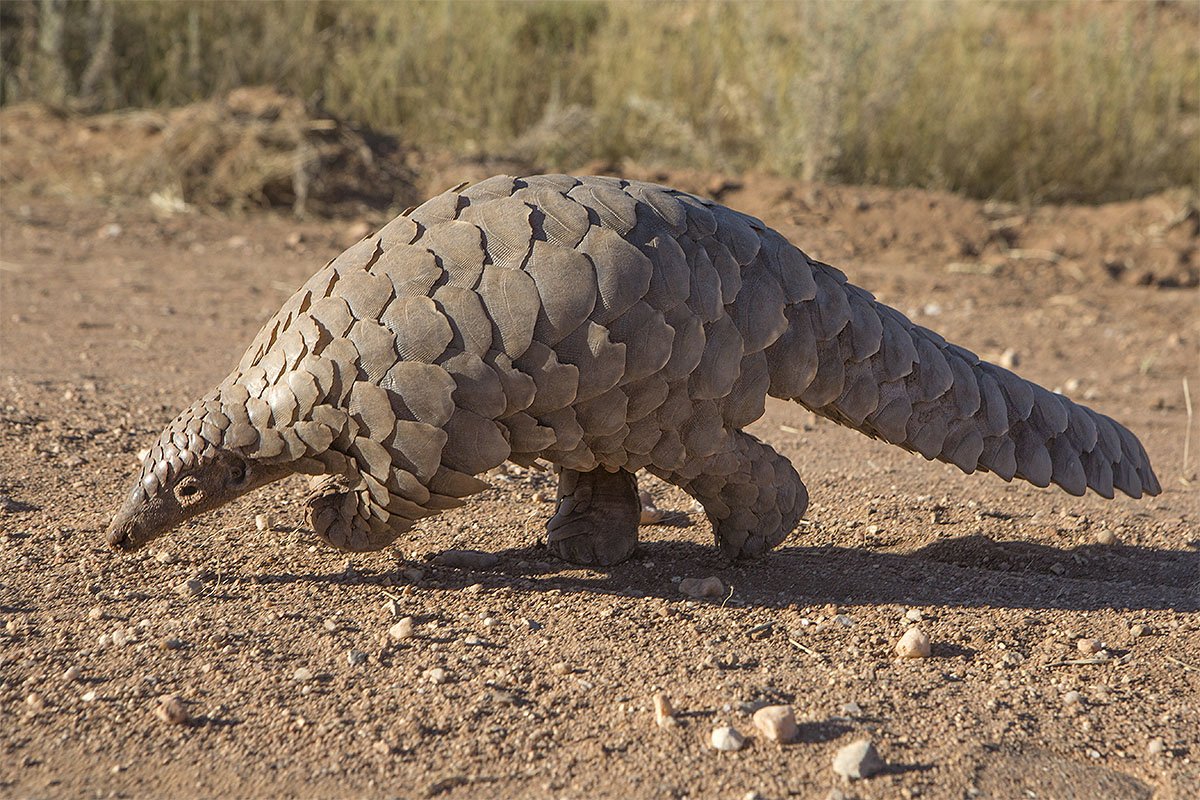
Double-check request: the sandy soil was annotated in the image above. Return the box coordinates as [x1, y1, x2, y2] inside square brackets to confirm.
[1, 156, 1197, 799]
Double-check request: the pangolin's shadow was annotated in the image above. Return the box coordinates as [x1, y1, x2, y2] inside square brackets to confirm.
[470, 533, 1200, 613]
[248, 533, 1198, 613]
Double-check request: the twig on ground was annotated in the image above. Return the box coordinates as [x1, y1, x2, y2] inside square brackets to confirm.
[1165, 655, 1198, 673]
[787, 638, 824, 659]
[1183, 376, 1193, 477]
[1042, 657, 1112, 668]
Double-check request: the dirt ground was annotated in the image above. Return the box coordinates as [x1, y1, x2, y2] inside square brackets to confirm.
[1, 133, 1198, 798]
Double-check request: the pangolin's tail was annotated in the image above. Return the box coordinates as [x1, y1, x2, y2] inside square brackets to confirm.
[764, 260, 1160, 499]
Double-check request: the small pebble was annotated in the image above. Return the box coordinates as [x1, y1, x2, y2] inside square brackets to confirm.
[679, 576, 725, 599]
[904, 609, 923, 622]
[154, 550, 176, 565]
[175, 578, 204, 597]
[432, 549, 498, 570]
[1130, 623, 1149, 638]
[25, 693, 44, 711]
[840, 701, 862, 716]
[640, 506, 667, 525]
[710, 725, 745, 752]
[424, 667, 450, 685]
[1076, 638, 1103, 655]
[81, 690, 97, 702]
[87, 606, 104, 621]
[551, 661, 571, 676]
[832, 738, 885, 779]
[895, 627, 931, 659]
[347, 649, 368, 666]
[653, 692, 676, 728]
[1062, 690, 1083, 706]
[255, 513, 273, 532]
[401, 567, 425, 583]
[639, 491, 667, 524]
[292, 668, 314, 682]
[752, 705, 799, 743]
[63, 666, 82, 682]
[1147, 737, 1166, 755]
[155, 694, 190, 725]
[1094, 530, 1117, 545]
[999, 348, 1020, 369]
[383, 598, 402, 618]
[388, 617, 414, 640]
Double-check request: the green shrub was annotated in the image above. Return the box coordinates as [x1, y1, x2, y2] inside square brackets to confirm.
[3, 0, 1196, 202]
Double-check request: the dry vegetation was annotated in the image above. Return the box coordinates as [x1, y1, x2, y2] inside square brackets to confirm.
[2, 0, 1197, 204]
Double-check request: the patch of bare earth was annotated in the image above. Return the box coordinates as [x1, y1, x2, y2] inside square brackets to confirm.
[1, 144, 1197, 797]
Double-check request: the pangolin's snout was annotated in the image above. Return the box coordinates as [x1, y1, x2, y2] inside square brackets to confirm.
[106, 486, 153, 552]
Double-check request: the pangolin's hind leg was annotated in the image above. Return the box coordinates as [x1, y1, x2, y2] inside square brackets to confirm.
[653, 429, 807, 560]
[546, 467, 641, 566]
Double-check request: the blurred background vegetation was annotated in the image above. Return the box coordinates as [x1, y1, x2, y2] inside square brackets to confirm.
[2, 0, 1197, 204]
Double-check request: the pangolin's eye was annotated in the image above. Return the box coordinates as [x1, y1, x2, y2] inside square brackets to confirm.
[178, 485, 199, 497]
[228, 460, 247, 486]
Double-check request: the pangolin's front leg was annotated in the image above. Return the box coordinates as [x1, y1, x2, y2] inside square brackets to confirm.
[306, 473, 392, 551]
[546, 467, 640, 566]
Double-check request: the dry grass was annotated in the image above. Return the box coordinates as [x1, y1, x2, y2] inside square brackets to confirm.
[3, 0, 1197, 203]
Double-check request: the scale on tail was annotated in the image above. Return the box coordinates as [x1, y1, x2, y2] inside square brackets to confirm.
[107, 175, 1160, 565]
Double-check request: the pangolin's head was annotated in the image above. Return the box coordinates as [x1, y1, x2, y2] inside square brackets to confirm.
[106, 388, 292, 551]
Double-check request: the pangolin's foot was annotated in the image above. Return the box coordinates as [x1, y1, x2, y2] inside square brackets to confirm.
[306, 474, 398, 552]
[546, 467, 640, 566]
[654, 429, 808, 560]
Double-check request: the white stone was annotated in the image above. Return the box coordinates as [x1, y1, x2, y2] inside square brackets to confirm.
[752, 705, 799, 743]
[896, 627, 931, 658]
[711, 725, 745, 752]
[832, 739, 885, 779]
[388, 617, 414, 640]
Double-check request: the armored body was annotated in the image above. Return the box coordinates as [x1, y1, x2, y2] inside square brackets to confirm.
[107, 175, 1160, 565]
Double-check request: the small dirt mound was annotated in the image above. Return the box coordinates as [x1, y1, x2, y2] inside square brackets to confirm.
[0, 88, 417, 216]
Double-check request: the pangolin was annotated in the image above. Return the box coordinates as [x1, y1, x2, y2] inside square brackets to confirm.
[107, 174, 1161, 565]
